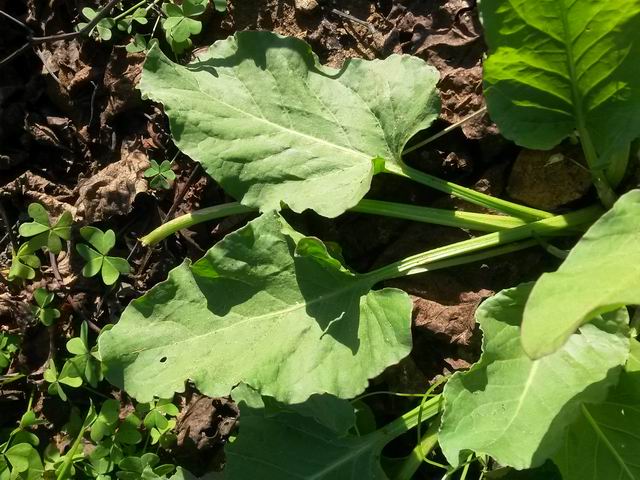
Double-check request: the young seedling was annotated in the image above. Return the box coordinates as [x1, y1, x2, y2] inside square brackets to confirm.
[144, 160, 176, 190]
[76, 227, 131, 286]
[31, 287, 60, 327]
[44, 360, 82, 402]
[18, 203, 72, 255]
[8, 240, 42, 281]
[161, 0, 207, 53]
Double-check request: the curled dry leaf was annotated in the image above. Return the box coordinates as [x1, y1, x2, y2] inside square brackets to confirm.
[73, 148, 149, 223]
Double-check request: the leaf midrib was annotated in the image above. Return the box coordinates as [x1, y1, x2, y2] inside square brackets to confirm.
[165, 55, 376, 163]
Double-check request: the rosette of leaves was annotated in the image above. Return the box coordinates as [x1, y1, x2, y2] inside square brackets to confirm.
[161, 0, 208, 54]
[31, 288, 60, 327]
[18, 203, 72, 255]
[76, 227, 131, 286]
[144, 160, 176, 190]
[79, 7, 116, 41]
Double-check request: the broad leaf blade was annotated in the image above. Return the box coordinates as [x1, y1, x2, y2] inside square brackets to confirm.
[481, 0, 640, 160]
[225, 398, 387, 479]
[139, 31, 440, 218]
[99, 212, 412, 403]
[439, 283, 629, 469]
[554, 370, 640, 480]
[522, 189, 640, 358]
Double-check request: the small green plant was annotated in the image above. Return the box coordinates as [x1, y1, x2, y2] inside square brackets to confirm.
[161, 0, 207, 54]
[0, 333, 19, 374]
[44, 360, 82, 402]
[137, 399, 179, 448]
[76, 227, 131, 286]
[79, 7, 117, 41]
[117, 453, 174, 480]
[31, 288, 60, 327]
[18, 203, 72, 255]
[8, 241, 42, 281]
[0, 400, 45, 479]
[144, 160, 176, 190]
[61, 321, 103, 389]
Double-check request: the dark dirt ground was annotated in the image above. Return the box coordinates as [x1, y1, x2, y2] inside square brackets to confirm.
[0, 0, 597, 477]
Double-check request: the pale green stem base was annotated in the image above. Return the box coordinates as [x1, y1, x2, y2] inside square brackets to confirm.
[140, 200, 527, 246]
[393, 416, 441, 480]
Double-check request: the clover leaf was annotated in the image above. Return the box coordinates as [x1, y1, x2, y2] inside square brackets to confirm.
[76, 226, 131, 286]
[144, 160, 176, 190]
[79, 7, 116, 41]
[18, 203, 72, 255]
[31, 287, 60, 327]
[116, 7, 148, 33]
[138, 399, 179, 447]
[0, 333, 19, 374]
[61, 321, 102, 388]
[0, 442, 42, 478]
[161, 0, 207, 54]
[44, 360, 82, 402]
[126, 33, 148, 53]
[117, 453, 174, 480]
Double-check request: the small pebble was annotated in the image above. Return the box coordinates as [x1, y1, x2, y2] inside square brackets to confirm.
[295, 0, 319, 12]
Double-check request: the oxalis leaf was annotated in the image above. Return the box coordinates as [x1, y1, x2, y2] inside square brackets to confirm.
[481, 0, 640, 165]
[139, 31, 440, 218]
[522, 189, 640, 358]
[98, 212, 412, 403]
[439, 283, 629, 470]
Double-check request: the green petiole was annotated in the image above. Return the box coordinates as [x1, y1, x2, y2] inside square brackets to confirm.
[366, 204, 603, 283]
[384, 161, 553, 221]
[140, 199, 528, 246]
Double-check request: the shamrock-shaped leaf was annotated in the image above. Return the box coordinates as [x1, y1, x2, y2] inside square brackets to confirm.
[76, 227, 131, 285]
[144, 160, 176, 190]
[126, 33, 148, 53]
[79, 7, 116, 41]
[114, 413, 143, 446]
[117, 453, 174, 480]
[18, 203, 72, 254]
[44, 360, 82, 402]
[116, 8, 148, 33]
[8, 238, 45, 281]
[31, 288, 60, 327]
[0, 333, 19, 373]
[61, 321, 102, 388]
[139, 399, 179, 446]
[213, 0, 227, 12]
[90, 399, 120, 443]
[161, 0, 206, 53]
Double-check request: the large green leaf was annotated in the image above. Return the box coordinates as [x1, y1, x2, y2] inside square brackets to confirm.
[439, 283, 629, 470]
[522, 189, 640, 358]
[481, 0, 640, 162]
[99, 212, 412, 403]
[225, 396, 388, 480]
[139, 31, 440, 218]
[553, 370, 640, 479]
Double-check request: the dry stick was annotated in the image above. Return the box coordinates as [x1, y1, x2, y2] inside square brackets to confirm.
[0, 0, 120, 67]
[0, 200, 18, 252]
[137, 163, 201, 276]
[331, 8, 376, 35]
[404, 107, 488, 155]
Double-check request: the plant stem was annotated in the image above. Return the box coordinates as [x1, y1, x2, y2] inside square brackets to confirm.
[578, 126, 617, 208]
[374, 394, 442, 445]
[383, 162, 553, 221]
[140, 200, 528, 246]
[394, 416, 441, 480]
[367, 204, 603, 283]
[56, 408, 95, 480]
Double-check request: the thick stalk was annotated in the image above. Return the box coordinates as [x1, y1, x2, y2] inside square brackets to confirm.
[394, 416, 441, 480]
[374, 394, 443, 444]
[140, 200, 528, 246]
[366, 205, 603, 283]
[579, 126, 617, 208]
[384, 162, 553, 221]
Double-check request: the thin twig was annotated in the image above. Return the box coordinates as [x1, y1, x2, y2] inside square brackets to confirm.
[0, 200, 18, 251]
[0, 9, 29, 30]
[404, 107, 488, 155]
[33, 46, 62, 86]
[331, 8, 376, 35]
[0, 0, 120, 67]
